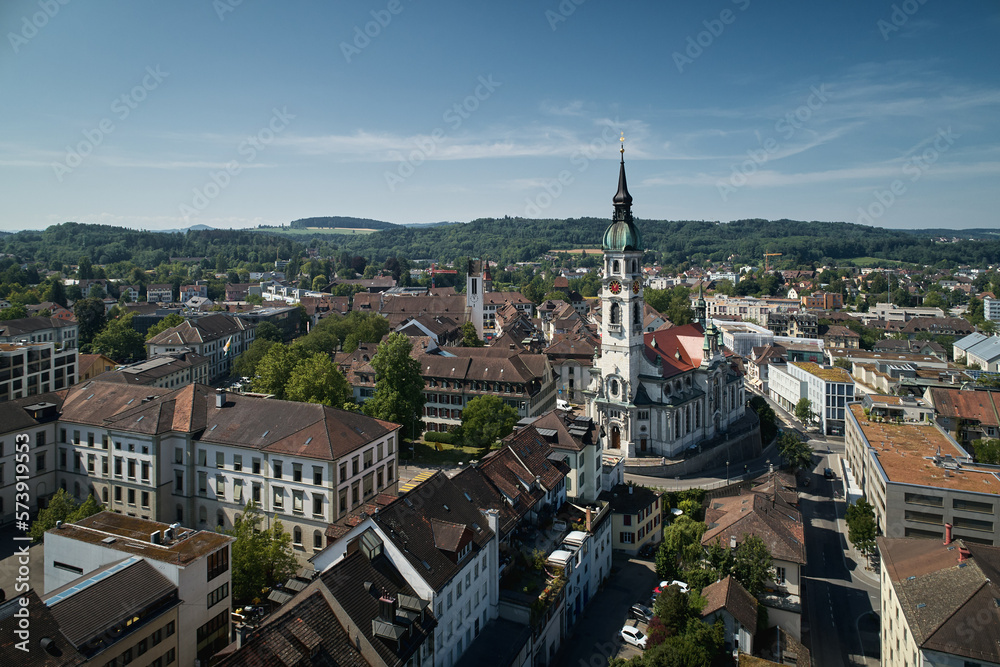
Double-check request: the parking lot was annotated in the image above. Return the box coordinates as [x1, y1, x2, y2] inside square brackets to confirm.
[553, 553, 659, 666]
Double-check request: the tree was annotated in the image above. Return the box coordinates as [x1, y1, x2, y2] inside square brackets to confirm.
[971, 438, 1000, 464]
[285, 353, 352, 406]
[656, 515, 707, 580]
[252, 343, 305, 399]
[778, 432, 813, 472]
[91, 313, 146, 362]
[459, 395, 518, 451]
[255, 321, 284, 343]
[233, 338, 277, 381]
[748, 395, 777, 444]
[846, 498, 878, 560]
[460, 321, 484, 347]
[311, 275, 328, 292]
[730, 534, 773, 596]
[364, 332, 425, 439]
[227, 501, 298, 606]
[74, 297, 107, 345]
[794, 397, 813, 425]
[28, 490, 103, 542]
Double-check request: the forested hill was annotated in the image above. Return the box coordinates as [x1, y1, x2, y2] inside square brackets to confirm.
[324, 217, 1000, 268]
[289, 216, 396, 230]
[2, 219, 999, 270]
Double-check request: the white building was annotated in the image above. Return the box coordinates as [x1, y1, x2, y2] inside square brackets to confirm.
[0, 397, 60, 524]
[145, 314, 255, 382]
[0, 315, 78, 349]
[986, 296, 1000, 323]
[0, 341, 77, 401]
[768, 361, 854, 435]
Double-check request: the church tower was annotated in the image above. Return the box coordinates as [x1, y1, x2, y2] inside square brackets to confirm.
[466, 259, 485, 338]
[594, 137, 647, 452]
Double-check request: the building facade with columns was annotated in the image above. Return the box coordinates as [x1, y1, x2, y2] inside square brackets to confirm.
[584, 150, 746, 457]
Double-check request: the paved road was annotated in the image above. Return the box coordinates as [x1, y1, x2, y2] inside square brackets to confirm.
[553, 555, 659, 667]
[800, 443, 880, 667]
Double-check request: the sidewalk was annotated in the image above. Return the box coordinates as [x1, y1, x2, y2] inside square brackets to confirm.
[833, 457, 880, 587]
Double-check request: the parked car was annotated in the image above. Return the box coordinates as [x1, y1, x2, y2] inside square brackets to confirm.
[653, 580, 689, 595]
[620, 625, 648, 649]
[629, 603, 654, 623]
[824, 467, 836, 479]
[637, 542, 657, 559]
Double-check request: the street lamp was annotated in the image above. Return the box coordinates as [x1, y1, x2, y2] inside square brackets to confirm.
[726, 460, 730, 484]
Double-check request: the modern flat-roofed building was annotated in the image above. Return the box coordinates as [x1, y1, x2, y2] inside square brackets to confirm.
[845, 403, 1000, 545]
[769, 361, 854, 435]
[0, 341, 77, 401]
[44, 511, 234, 666]
[0, 316, 78, 349]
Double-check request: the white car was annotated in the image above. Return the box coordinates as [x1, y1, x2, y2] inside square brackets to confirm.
[620, 625, 648, 649]
[653, 580, 689, 595]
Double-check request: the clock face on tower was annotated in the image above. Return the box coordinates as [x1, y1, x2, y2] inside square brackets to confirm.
[609, 280, 622, 295]
[632, 280, 641, 294]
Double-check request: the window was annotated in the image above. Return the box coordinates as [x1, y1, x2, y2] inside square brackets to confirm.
[137, 638, 147, 656]
[215, 474, 225, 499]
[339, 462, 348, 482]
[127, 489, 136, 506]
[387, 461, 394, 482]
[87, 454, 95, 474]
[141, 461, 150, 482]
[127, 459, 136, 479]
[36, 452, 45, 472]
[624, 515, 632, 526]
[175, 471, 183, 493]
[904, 510, 943, 525]
[388, 436, 394, 455]
[293, 490, 304, 515]
[115, 487, 122, 502]
[198, 471, 207, 495]
[312, 495, 323, 516]
[775, 566, 786, 584]
[151, 627, 163, 647]
[953, 498, 995, 515]
[352, 456, 360, 476]
[207, 582, 229, 608]
[904, 493, 943, 508]
[59, 448, 67, 469]
[313, 466, 322, 485]
[293, 526, 302, 546]
[252, 458, 260, 475]
[273, 486, 284, 509]
[377, 468, 384, 490]
[314, 530, 323, 550]
[293, 463, 302, 482]
[364, 449, 373, 469]
[252, 482, 261, 503]
[339, 489, 348, 513]
[273, 460, 282, 479]
[363, 472, 374, 498]
[953, 516, 994, 533]
[233, 454, 242, 471]
[174, 447, 183, 464]
[207, 548, 229, 580]
[198, 449, 206, 466]
[352, 482, 359, 505]
[141, 491, 149, 508]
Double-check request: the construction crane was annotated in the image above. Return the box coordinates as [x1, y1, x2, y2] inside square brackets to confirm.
[429, 262, 457, 288]
[764, 252, 783, 273]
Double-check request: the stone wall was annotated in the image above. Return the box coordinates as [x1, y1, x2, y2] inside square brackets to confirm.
[623, 413, 762, 478]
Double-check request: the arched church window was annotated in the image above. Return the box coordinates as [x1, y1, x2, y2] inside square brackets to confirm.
[610, 379, 620, 397]
[610, 303, 620, 325]
[674, 411, 680, 435]
[633, 303, 641, 325]
[695, 404, 701, 428]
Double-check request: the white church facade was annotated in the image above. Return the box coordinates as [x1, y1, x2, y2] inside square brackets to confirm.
[584, 147, 746, 458]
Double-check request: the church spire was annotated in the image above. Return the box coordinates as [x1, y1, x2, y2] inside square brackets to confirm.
[614, 133, 633, 207]
[603, 134, 641, 251]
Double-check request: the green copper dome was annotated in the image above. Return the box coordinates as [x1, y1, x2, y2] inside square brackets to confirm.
[602, 156, 642, 251]
[602, 220, 642, 252]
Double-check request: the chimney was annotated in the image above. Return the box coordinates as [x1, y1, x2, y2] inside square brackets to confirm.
[585, 507, 592, 533]
[378, 595, 398, 623]
[958, 545, 972, 562]
[944, 523, 953, 545]
[216, 388, 226, 408]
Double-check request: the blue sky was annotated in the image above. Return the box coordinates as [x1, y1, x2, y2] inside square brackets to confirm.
[2, 0, 998, 232]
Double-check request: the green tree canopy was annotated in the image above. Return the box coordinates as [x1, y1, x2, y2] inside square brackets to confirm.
[252, 343, 306, 399]
[91, 313, 146, 363]
[778, 432, 813, 472]
[363, 332, 424, 438]
[226, 501, 298, 606]
[74, 297, 107, 345]
[656, 515, 707, 580]
[460, 321, 484, 347]
[971, 438, 1000, 464]
[730, 534, 774, 596]
[29, 490, 103, 542]
[233, 338, 277, 381]
[284, 353, 352, 406]
[846, 498, 878, 560]
[459, 395, 518, 452]
[794, 397, 813, 424]
[254, 321, 284, 343]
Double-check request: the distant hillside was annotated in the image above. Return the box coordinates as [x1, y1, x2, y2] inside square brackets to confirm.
[899, 228, 1000, 240]
[289, 216, 396, 231]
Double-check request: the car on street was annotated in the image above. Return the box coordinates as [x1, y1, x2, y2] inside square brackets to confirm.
[637, 543, 656, 559]
[824, 467, 836, 479]
[629, 603, 653, 623]
[620, 625, 648, 649]
[653, 580, 689, 595]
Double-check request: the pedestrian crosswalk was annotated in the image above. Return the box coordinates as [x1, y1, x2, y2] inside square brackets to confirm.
[398, 470, 434, 494]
